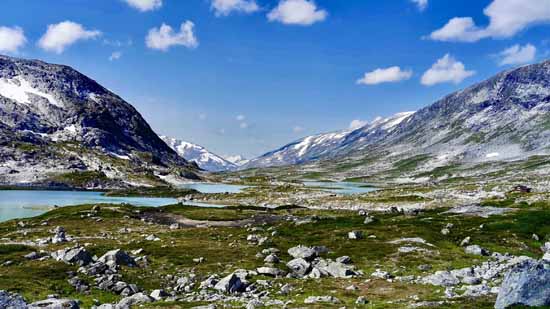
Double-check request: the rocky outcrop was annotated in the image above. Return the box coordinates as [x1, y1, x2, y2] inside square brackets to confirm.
[495, 259, 550, 309]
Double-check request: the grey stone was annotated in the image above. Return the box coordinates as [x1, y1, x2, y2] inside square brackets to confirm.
[213, 273, 248, 294]
[98, 249, 136, 267]
[336, 256, 352, 264]
[464, 245, 490, 256]
[117, 293, 153, 308]
[263, 254, 279, 264]
[52, 247, 92, 266]
[422, 271, 460, 287]
[0, 290, 27, 308]
[29, 298, 79, 309]
[356, 296, 369, 304]
[288, 246, 317, 261]
[495, 259, 550, 309]
[286, 258, 311, 277]
[348, 231, 363, 240]
[150, 289, 168, 300]
[256, 266, 286, 277]
[304, 296, 340, 304]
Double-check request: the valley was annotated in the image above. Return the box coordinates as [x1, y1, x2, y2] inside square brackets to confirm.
[1, 56, 549, 308]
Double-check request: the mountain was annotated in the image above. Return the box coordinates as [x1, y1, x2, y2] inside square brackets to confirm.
[0, 55, 198, 188]
[243, 112, 415, 168]
[244, 60, 550, 172]
[161, 136, 237, 172]
[224, 155, 249, 166]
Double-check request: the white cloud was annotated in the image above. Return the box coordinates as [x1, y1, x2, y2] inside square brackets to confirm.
[428, 0, 550, 42]
[211, 0, 259, 16]
[38, 21, 101, 54]
[497, 43, 536, 66]
[411, 0, 428, 11]
[356, 66, 412, 85]
[292, 126, 304, 133]
[267, 0, 327, 26]
[349, 119, 368, 130]
[0, 26, 26, 53]
[421, 54, 475, 86]
[236, 114, 246, 121]
[109, 51, 122, 61]
[123, 0, 162, 12]
[146, 21, 198, 51]
[239, 122, 249, 129]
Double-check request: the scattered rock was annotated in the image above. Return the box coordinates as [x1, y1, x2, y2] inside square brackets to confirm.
[460, 236, 471, 247]
[256, 266, 286, 277]
[288, 246, 317, 261]
[286, 258, 311, 277]
[348, 231, 363, 240]
[421, 271, 459, 287]
[52, 247, 92, 266]
[98, 249, 136, 267]
[356, 296, 369, 304]
[214, 272, 248, 294]
[0, 290, 27, 308]
[28, 297, 79, 309]
[464, 245, 490, 256]
[117, 293, 153, 308]
[150, 289, 168, 300]
[304, 296, 341, 304]
[263, 254, 280, 264]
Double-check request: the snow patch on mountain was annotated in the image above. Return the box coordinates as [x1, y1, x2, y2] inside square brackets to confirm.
[224, 155, 249, 166]
[0, 77, 62, 107]
[161, 136, 237, 172]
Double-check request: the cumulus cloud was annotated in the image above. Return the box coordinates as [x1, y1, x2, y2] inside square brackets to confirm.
[146, 21, 198, 51]
[0, 26, 26, 53]
[356, 66, 412, 85]
[109, 51, 122, 61]
[421, 54, 475, 86]
[38, 21, 101, 54]
[267, 0, 327, 26]
[211, 0, 259, 16]
[411, 0, 428, 11]
[123, 0, 162, 12]
[497, 43, 536, 66]
[349, 119, 368, 130]
[428, 0, 550, 42]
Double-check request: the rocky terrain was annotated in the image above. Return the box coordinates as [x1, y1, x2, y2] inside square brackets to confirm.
[0, 199, 548, 308]
[0, 55, 199, 188]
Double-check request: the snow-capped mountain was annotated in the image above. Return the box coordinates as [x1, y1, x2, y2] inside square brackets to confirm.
[0, 55, 196, 187]
[243, 112, 415, 168]
[224, 155, 249, 166]
[245, 60, 550, 169]
[161, 136, 237, 172]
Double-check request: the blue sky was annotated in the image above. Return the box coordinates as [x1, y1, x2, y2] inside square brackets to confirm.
[0, 0, 549, 158]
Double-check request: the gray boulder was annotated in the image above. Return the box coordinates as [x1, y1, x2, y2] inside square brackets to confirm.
[52, 247, 92, 266]
[304, 296, 340, 304]
[422, 271, 460, 287]
[214, 273, 248, 294]
[98, 249, 136, 267]
[256, 267, 286, 277]
[116, 293, 153, 308]
[29, 298, 79, 309]
[465, 245, 490, 256]
[288, 246, 317, 261]
[0, 290, 27, 308]
[495, 259, 550, 309]
[286, 258, 311, 277]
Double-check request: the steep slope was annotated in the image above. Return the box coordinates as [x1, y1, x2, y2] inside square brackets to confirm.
[161, 136, 237, 172]
[244, 60, 550, 173]
[0, 55, 197, 188]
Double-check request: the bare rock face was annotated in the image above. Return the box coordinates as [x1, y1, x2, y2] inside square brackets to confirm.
[495, 259, 550, 309]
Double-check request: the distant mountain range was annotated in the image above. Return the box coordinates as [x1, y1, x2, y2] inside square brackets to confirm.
[244, 60, 550, 171]
[0, 55, 197, 188]
[161, 136, 240, 172]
